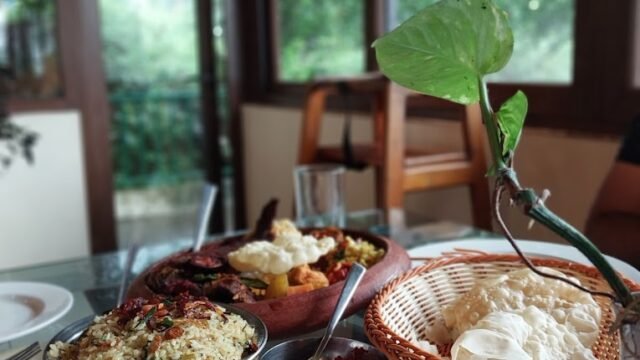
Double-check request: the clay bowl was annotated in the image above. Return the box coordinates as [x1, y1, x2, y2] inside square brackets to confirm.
[126, 229, 410, 339]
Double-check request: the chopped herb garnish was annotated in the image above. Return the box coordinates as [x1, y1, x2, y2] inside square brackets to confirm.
[142, 340, 149, 359]
[160, 317, 174, 328]
[240, 277, 268, 289]
[193, 273, 219, 282]
[135, 306, 157, 329]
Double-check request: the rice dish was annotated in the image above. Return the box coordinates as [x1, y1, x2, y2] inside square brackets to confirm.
[47, 294, 257, 360]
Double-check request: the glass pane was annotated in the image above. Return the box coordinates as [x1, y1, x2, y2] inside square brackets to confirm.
[276, 0, 365, 82]
[388, 0, 439, 28]
[0, 0, 62, 98]
[99, 0, 205, 248]
[388, 0, 575, 84]
[213, 0, 237, 232]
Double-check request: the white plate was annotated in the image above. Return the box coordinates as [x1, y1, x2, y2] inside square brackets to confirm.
[0, 282, 73, 343]
[408, 238, 640, 284]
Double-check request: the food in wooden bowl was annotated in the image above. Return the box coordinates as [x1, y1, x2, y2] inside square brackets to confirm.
[127, 201, 410, 338]
[46, 293, 266, 360]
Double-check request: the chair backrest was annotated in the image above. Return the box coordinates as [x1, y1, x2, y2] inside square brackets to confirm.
[297, 75, 492, 230]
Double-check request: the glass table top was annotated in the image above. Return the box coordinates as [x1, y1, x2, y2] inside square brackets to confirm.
[0, 210, 490, 355]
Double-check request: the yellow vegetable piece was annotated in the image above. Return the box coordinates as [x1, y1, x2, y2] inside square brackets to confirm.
[265, 273, 289, 299]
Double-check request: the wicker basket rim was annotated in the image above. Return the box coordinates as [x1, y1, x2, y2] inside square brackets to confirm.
[364, 252, 640, 360]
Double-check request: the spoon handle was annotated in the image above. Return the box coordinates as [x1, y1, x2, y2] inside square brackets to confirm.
[117, 242, 139, 306]
[193, 183, 218, 252]
[311, 263, 366, 360]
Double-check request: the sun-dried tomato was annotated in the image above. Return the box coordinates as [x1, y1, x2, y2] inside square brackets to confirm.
[148, 335, 162, 353]
[164, 326, 184, 340]
[114, 297, 146, 325]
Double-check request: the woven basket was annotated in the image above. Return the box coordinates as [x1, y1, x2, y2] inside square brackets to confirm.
[364, 252, 640, 360]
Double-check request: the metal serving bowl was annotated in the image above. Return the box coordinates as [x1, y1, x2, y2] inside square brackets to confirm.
[43, 303, 268, 360]
[261, 337, 386, 360]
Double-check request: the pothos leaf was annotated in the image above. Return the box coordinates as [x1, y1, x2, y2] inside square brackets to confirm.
[496, 90, 528, 156]
[485, 163, 498, 177]
[372, 0, 513, 104]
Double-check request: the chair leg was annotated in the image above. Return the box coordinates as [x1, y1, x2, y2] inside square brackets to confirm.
[464, 103, 493, 231]
[470, 181, 493, 231]
[382, 82, 407, 227]
[373, 91, 386, 210]
[298, 86, 328, 164]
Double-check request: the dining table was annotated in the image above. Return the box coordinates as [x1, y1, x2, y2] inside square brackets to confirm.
[1, 209, 638, 359]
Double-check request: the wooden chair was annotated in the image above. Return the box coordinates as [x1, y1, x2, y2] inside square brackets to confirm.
[297, 73, 493, 230]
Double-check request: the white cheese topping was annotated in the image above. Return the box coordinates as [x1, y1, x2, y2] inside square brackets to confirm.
[228, 220, 335, 275]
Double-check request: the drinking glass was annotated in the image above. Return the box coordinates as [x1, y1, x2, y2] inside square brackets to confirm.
[620, 320, 640, 358]
[294, 164, 346, 227]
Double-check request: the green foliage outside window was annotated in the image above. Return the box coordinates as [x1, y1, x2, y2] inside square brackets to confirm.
[99, 0, 203, 190]
[393, 0, 575, 83]
[277, 0, 365, 81]
[277, 0, 574, 84]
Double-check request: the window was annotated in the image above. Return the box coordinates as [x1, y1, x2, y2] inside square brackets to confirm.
[0, 0, 62, 98]
[491, 0, 574, 84]
[274, 0, 365, 82]
[387, 0, 439, 29]
[99, 0, 206, 247]
[241, 0, 640, 133]
[389, 0, 575, 84]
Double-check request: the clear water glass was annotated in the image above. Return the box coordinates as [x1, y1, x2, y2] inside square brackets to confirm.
[294, 164, 346, 228]
[620, 321, 640, 359]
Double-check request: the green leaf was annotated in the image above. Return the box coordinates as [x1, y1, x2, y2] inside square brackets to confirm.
[485, 163, 498, 177]
[240, 277, 268, 289]
[192, 273, 219, 282]
[496, 90, 528, 156]
[372, 0, 513, 104]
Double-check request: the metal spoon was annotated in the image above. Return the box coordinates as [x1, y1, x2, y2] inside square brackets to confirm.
[192, 183, 218, 252]
[116, 241, 140, 306]
[309, 263, 367, 360]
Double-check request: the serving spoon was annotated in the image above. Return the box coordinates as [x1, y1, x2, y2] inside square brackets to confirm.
[116, 241, 140, 306]
[309, 263, 367, 360]
[192, 183, 218, 252]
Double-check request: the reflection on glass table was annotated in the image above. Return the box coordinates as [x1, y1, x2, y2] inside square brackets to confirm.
[11, 210, 640, 357]
[0, 209, 510, 356]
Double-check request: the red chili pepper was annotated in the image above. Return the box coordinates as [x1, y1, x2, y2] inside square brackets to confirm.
[327, 262, 352, 284]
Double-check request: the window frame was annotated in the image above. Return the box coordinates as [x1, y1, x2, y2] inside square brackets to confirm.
[5, 0, 117, 253]
[240, 0, 640, 135]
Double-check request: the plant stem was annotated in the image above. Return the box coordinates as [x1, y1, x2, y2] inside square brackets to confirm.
[494, 186, 617, 301]
[477, 78, 633, 307]
[527, 203, 633, 305]
[478, 79, 505, 172]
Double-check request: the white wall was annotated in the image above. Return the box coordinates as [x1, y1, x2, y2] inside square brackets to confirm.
[0, 111, 90, 270]
[242, 104, 620, 243]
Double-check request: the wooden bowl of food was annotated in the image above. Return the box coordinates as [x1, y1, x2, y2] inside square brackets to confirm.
[127, 220, 410, 339]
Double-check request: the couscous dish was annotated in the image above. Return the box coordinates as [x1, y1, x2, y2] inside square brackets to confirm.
[47, 294, 257, 360]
